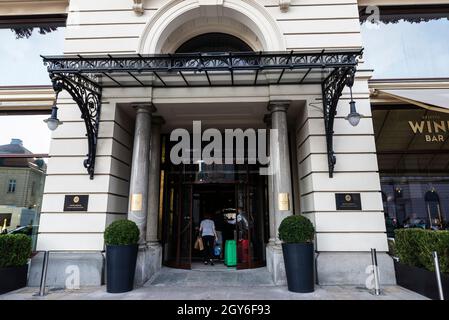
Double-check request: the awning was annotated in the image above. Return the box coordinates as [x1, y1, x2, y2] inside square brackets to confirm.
[42, 50, 363, 179]
[379, 89, 449, 113]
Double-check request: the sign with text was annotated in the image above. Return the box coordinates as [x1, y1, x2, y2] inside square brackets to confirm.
[278, 193, 290, 211]
[64, 195, 89, 212]
[335, 193, 361, 211]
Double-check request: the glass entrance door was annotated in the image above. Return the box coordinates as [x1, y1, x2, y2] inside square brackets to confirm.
[235, 172, 267, 269]
[162, 177, 193, 269]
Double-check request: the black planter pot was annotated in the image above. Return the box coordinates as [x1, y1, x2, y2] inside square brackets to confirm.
[0, 264, 28, 294]
[394, 261, 449, 300]
[282, 242, 314, 293]
[106, 244, 138, 293]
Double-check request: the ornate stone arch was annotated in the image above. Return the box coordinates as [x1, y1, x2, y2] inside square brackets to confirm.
[138, 0, 286, 54]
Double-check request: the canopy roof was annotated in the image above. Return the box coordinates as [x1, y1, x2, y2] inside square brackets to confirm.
[42, 49, 363, 179]
[42, 49, 362, 89]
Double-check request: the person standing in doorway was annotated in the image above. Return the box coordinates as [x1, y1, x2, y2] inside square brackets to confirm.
[199, 213, 218, 265]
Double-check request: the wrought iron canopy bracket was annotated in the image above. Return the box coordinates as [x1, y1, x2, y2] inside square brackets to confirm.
[50, 73, 102, 179]
[322, 66, 356, 178]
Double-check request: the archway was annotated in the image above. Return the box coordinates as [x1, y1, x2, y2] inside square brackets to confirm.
[138, 0, 285, 54]
[175, 32, 253, 53]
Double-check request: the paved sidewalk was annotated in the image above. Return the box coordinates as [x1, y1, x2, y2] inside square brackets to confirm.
[0, 266, 427, 300]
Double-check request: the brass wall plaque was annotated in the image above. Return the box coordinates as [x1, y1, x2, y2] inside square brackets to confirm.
[131, 193, 143, 211]
[64, 195, 88, 211]
[278, 193, 290, 211]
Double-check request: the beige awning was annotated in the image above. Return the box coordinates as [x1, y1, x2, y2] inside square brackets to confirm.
[379, 89, 449, 113]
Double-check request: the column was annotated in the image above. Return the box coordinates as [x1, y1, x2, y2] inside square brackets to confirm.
[128, 104, 155, 245]
[269, 101, 294, 244]
[146, 116, 164, 243]
[263, 114, 276, 244]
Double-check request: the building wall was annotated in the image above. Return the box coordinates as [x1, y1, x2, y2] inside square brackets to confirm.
[37, 0, 392, 284]
[0, 167, 32, 207]
[37, 92, 135, 251]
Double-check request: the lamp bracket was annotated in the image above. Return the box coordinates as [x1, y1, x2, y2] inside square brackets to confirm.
[322, 66, 357, 177]
[51, 73, 102, 179]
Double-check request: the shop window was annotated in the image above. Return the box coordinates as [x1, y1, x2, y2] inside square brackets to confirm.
[373, 105, 449, 231]
[360, 5, 449, 78]
[7, 179, 16, 193]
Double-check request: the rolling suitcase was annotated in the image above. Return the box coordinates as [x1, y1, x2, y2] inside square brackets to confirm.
[224, 240, 237, 266]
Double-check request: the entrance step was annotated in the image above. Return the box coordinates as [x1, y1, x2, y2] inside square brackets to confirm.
[147, 265, 275, 287]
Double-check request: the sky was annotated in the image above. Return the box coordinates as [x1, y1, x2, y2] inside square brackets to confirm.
[0, 115, 52, 154]
[0, 28, 65, 154]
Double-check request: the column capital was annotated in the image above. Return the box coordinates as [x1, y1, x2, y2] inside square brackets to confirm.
[132, 103, 157, 113]
[268, 100, 290, 113]
[151, 115, 165, 126]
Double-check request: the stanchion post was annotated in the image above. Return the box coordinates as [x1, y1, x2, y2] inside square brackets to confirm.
[432, 251, 444, 301]
[370, 248, 381, 295]
[38, 251, 49, 297]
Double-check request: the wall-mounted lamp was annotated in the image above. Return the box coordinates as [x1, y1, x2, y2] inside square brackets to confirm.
[44, 97, 63, 131]
[345, 86, 362, 127]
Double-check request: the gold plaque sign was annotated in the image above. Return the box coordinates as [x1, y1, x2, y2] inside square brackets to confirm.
[278, 193, 290, 211]
[131, 193, 143, 211]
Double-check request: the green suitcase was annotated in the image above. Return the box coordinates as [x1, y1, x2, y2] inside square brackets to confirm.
[224, 240, 237, 267]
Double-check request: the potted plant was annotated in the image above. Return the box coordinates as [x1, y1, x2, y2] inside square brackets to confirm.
[393, 228, 449, 300]
[278, 215, 315, 293]
[0, 234, 32, 294]
[104, 219, 139, 293]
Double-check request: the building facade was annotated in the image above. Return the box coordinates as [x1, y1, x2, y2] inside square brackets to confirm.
[0, 0, 447, 289]
[0, 138, 46, 252]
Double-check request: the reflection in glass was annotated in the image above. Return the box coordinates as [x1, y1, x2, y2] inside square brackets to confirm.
[0, 27, 65, 85]
[360, 8, 449, 78]
[0, 138, 47, 250]
[373, 106, 449, 232]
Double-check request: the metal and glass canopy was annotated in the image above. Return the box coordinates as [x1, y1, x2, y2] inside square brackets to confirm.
[42, 49, 363, 178]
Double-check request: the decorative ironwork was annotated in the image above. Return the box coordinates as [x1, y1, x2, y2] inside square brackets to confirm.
[322, 66, 357, 178]
[50, 73, 102, 179]
[43, 49, 362, 178]
[42, 50, 362, 87]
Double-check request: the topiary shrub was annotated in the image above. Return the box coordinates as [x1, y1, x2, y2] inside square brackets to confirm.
[415, 230, 449, 274]
[395, 228, 449, 274]
[278, 215, 315, 243]
[104, 220, 139, 246]
[395, 228, 422, 268]
[0, 234, 32, 268]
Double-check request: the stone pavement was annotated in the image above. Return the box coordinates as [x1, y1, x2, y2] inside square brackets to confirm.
[0, 265, 427, 300]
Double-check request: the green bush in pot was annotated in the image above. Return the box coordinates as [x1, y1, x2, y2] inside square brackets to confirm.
[278, 215, 315, 293]
[279, 215, 315, 244]
[0, 234, 32, 294]
[104, 219, 140, 293]
[104, 219, 139, 246]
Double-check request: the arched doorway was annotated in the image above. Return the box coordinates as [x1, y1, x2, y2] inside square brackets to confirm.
[160, 30, 267, 268]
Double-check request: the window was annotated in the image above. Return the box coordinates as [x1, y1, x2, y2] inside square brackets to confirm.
[360, 5, 449, 78]
[0, 16, 66, 85]
[7, 179, 16, 193]
[373, 105, 449, 230]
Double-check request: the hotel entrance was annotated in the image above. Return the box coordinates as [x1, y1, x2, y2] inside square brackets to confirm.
[160, 137, 269, 270]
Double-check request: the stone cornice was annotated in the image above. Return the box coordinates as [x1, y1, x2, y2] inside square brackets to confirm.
[0, 0, 68, 16]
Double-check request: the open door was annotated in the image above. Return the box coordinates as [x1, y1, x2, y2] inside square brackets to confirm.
[235, 176, 267, 269]
[163, 180, 193, 269]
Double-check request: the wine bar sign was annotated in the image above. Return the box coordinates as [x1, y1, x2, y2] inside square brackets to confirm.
[64, 195, 89, 211]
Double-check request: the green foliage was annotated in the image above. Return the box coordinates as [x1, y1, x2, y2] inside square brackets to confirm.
[104, 219, 139, 246]
[0, 234, 32, 268]
[395, 228, 449, 273]
[278, 215, 315, 243]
